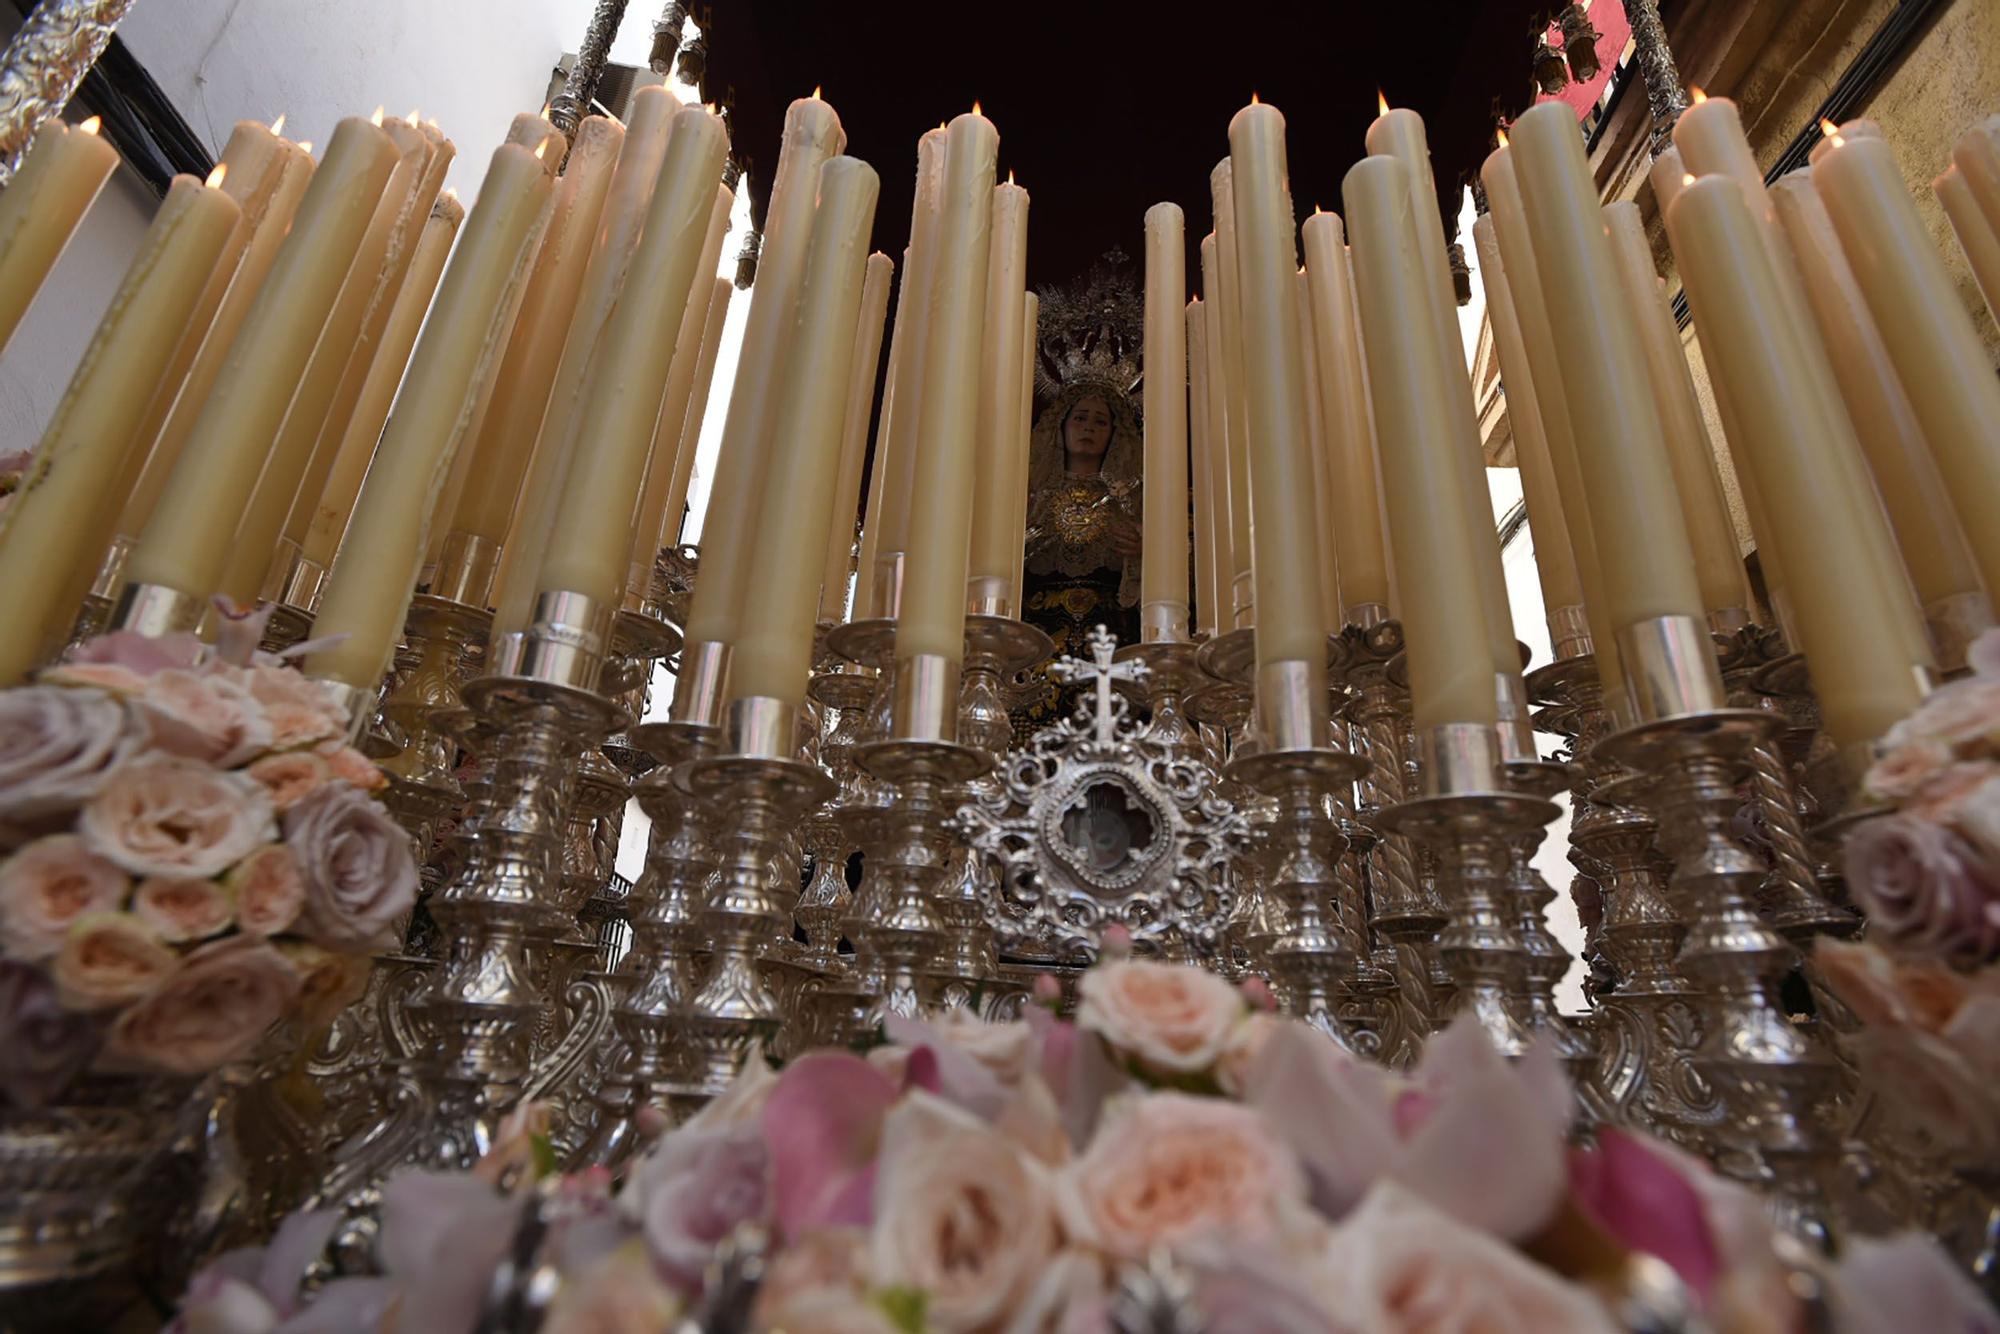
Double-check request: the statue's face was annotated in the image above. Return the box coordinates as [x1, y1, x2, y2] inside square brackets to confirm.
[1063, 395, 1113, 469]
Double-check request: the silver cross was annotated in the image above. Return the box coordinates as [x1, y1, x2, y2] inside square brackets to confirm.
[1049, 624, 1148, 744]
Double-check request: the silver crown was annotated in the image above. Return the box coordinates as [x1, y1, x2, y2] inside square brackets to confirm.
[1031, 247, 1144, 404]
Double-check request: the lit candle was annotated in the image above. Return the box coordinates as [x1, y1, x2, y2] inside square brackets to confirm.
[1948, 115, 2000, 241]
[624, 180, 736, 604]
[968, 177, 1031, 610]
[893, 108, 1000, 674]
[304, 131, 558, 689]
[1227, 101, 1326, 696]
[1140, 201, 1189, 639]
[1207, 168, 1254, 621]
[0, 172, 239, 681]
[1300, 211, 1392, 618]
[0, 115, 117, 356]
[679, 95, 842, 656]
[1813, 124, 2000, 609]
[1936, 164, 2000, 324]
[818, 251, 895, 621]
[491, 85, 681, 632]
[1602, 201, 1751, 620]
[1666, 173, 1930, 750]
[123, 115, 401, 613]
[728, 157, 881, 706]
[296, 195, 463, 575]
[1509, 103, 1708, 642]
[1345, 154, 1495, 731]
[658, 275, 735, 551]
[1769, 170, 1985, 628]
[1186, 296, 1219, 636]
[1294, 268, 1339, 635]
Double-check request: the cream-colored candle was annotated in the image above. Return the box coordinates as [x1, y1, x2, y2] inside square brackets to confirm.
[0, 116, 117, 356]
[1769, 170, 1983, 620]
[680, 96, 842, 651]
[450, 115, 624, 546]
[969, 179, 1030, 603]
[491, 85, 680, 631]
[1345, 155, 1496, 731]
[624, 180, 735, 602]
[1294, 268, 1339, 634]
[659, 275, 735, 549]
[729, 158, 881, 705]
[1948, 116, 2000, 240]
[1207, 169, 1254, 613]
[818, 251, 895, 621]
[853, 248, 909, 622]
[535, 108, 727, 611]
[1937, 165, 2000, 324]
[1300, 211, 1392, 616]
[1187, 296, 1219, 636]
[866, 126, 948, 605]
[0, 174, 238, 682]
[1648, 145, 1688, 211]
[894, 109, 999, 667]
[1006, 289, 1038, 614]
[1667, 173, 1929, 748]
[304, 135, 557, 689]
[124, 116, 400, 607]
[1226, 102, 1326, 675]
[1197, 267, 1238, 621]
[218, 116, 437, 604]
[1140, 201, 1189, 637]
[1511, 103, 1708, 637]
[1603, 201, 1751, 618]
[118, 140, 313, 541]
[297, 195, 462, 571]
[1471, 215, 1582, 619]
[1815, 127, 2000, 607]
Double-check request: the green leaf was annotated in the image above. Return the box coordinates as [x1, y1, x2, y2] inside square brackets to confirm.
[872, 1285, 928, 1333]
[529, 1132, 559, 1179]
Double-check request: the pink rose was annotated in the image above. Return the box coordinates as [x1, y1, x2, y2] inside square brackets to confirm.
[920, 1007, 1038, 1085]
[1076, 958, 1245, 1074]
[1056, 1092, 1309, 1259]
[243, 665, 345, 751]
[52, 911, 178, 1009]
[314, 740, 387, 792]
[39, 661, 149, 695]
[107, 935, 300, 1074]
[278, 942, 371, 1028]
[225, 844, 306, 937]
[131, 875, 233, 942]
[1938, 771, 2000, 868]
[0, 960, 103, 1107]
[136, 668, 272, 767]
[1313, 1184, 1619, 1333]
[542, 1243, 681, 1334]
[80, 754, 275, 879]
[282, 784, 418, 951]
[1845, 811, 2000, 963]
[0, 686, 148, 821]
[1889, 677, 2000, 752]
[637, 1125, 769, 1289]
[0, 833, 129, 959]
[1865, 739, 1954, 804]
[247, 751, 332, 811]
[870, 1091, 1058, 1329]
[1853, 1026, 2000, 1162]
[1216, 1010, 1284, 1096]
[1813, 938, 1984, 1032]
[65, 628, 202, 676]
[1907, 760, 2000, 820]
[752, 1228, 903, 1334]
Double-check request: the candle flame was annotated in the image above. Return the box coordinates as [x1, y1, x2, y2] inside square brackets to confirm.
[1007, 168, 1015, 185]
[972, 101, 982, 115]
[540, 103, 552, 120]
[205, 163, 228, 188]
[1312, 203, 1323, 215]
[407, 107, 421, 124]
[1689, 85, 1707, 103]
[1819, 117, 1840, 138]
[1251, 92, 1260, 106]
[296, 141, 313, 155]
[1496, 126, 1509, 148]
[77, 115, 101, 136]
[704, 102, 717, 114]
[371, 105, 385, 126]
[534, 137, 551, 161]
[269, 113, 286, 135]
[427, 118, 441, 131]
[1377, 89, 1390, 116]
[811, 85, 822, 100]
[444, 187, 459, 200]
[1682, 172, 1696, 187]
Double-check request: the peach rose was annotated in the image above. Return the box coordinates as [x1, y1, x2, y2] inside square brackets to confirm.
[0, 833, 130, 959]
[1312, 1183, 1619, 1333]
[1865, 739, 1954, 804]
[247, 751, 332, 811]
[131, 876, 233, 943]
[1939, 771, 2000, 869]
[107, 935, 300, 1074]
[930, 1008, 1037, 1084]
[1076, 958, 1245, 1074]
[136, 668, 272, 767]
[1908, 761, 2000, 821]
[1854, 1027, 2000, 1163]
[39, 661, 148, 695]
[1215, 1011, 1284, 1097]
[1889, 677, 2000, 753]
[0, 686, 148, 821]
[225, 844, 306, 937]
[870, 1092, 1058, 1330]
[244, 664, 346, 750]
[1814, 938, 1977, 1032]
[314, 740, 387, 792]
[1056, 1092, 1309, 1260]
[542, 1242, 681, 1334]
[51, 911, 178, 1009]
[80, 754, 275, 880]
[753, 1228, 898, 1334]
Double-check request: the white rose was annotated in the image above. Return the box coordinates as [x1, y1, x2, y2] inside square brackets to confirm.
[1075, 958, 1244, 1074]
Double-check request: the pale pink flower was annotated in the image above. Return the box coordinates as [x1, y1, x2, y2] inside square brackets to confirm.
[637, 1124, 769, 1289]
[282, 783, 418, 950]
[1055, 1091, 1309, 1260]
[277, 941, 371, 1027]
[80, 754, 275, 880]
[1813, 937, 1984, 1033]
[136, 667, 272, 767]
[244, 664, 345, 751]
[107, 935, 300, 1074]
[1852, 1026, 2000, 1163]
[870, 1091, 1058, 1330]
[65, 629, 201, 677]
[0, 686, 147, 821]
[314, 740, 387, 791]
[0, 833, 129, 959]
[0, 960, 103, 1107]
[131, 875, 233, 942]
[751, 1226, 874, 1331]
[1907, 760, 2000, 820]
[1215, 1010, 1284, 1097]
[1889, 677, 2000, 752]
[51, 911, 177, 1009]
[921, 1006, 1038, 1085]
[225, 844, 305, 937]
[1864, 738, 1954, 804]
[39, 661, 149, 695]
[1831, 1232, 2000, 1334]
[246, 751, 332, 811]
[1938, 770, 2000, 868]
[542, 1241, 680, 1334]
[1076, 957, 1244, 1075]
[1844, 811, 2000, 962]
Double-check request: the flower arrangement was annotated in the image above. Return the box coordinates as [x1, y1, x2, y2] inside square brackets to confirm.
[173, 950, 1991, 1334]
[0, 612, 418, 1106]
